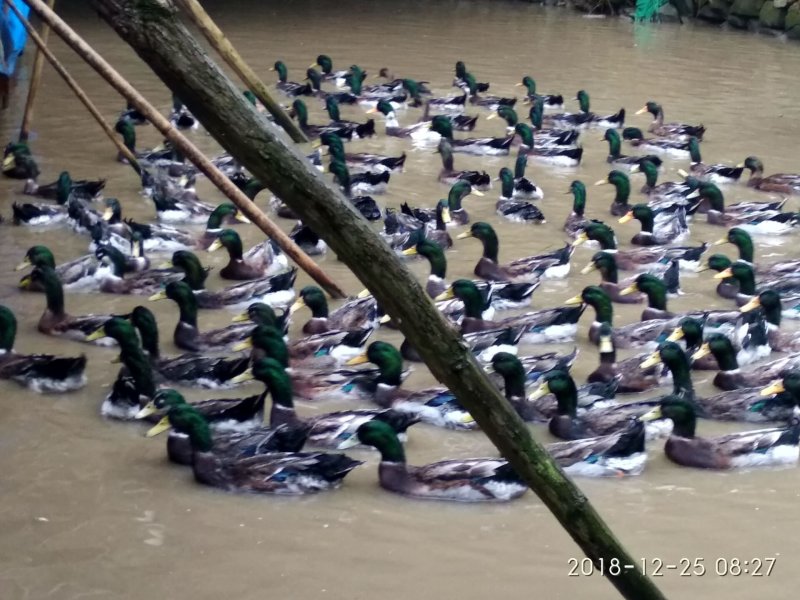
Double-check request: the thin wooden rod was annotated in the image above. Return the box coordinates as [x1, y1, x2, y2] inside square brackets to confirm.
[18, 0, 55, 143]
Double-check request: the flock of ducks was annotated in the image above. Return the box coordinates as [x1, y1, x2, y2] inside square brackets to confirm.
[4, 53, 800, 503]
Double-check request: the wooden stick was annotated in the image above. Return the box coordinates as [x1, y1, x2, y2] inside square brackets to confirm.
[89, 2, 667, 599]
[174, 0, 308, 144]
[7, 0, 142, 174]
[18, 0, 55, 143]
[19, 0, 345, 299]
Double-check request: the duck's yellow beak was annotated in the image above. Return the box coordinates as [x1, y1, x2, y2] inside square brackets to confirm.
[289, 299, 306, 314]
[146, 416, 172, 437]
[580, 261, 597, 275]
[309, 62, 319, 69]
[677, 169, 689, 178]
[760, 380, 785, 396]
[434, 287, 454, 301]
[694, 263, 710, 273]
[619, 284, 639, 296]
[85, 327, 107, 342]
[514, 82, 524, 87]
[713, 267, 733, 280]
[101, 207, 114, 222]
[356, 288, 372, 299]
[640, 406, 662, 421]
[231, 338, 253, 352]
[158, 260, 173, 269]
[231, 311, 250, 323]
[469, 189, 485, 197]
[635, 106, 648, 115]
[598, 336, 614, 354]
[740, 297, 761, 312]
[736, 163, 745, 169]
[571, 232, 588, 247]
[594, 178, 609, 186]
[135, 401, 157, 419]
[379, 314, 392, 324]
[14, 258, 31, 271]
[618, 211, 635, 224]
[311, 139, 322, 149]
[712, 237, 729, 246]
[486, 113, 497, 120]
[458, 413, 475, 424]
[365, 107, 379, 114]
[691, 342, 712, 361]
[235, 211, 251, 224]
[3, 154, 16, 170]
[207, 238, 223, 253]
[230, 368, 254, 384]
[18, 275, 32, 289]
[686, 189, 701, 199]
[441, 207, 451, 223]
[346, 353, 370, 366]
[528, 381, 551, 402]
[149, 290, 168, 301]
[639, 352, 662, 369]
[456, 231, 473, 240]
[401, 247, 418, 256]
[629, 164, 641, 174]
[110, 355, 122, 364]
[564, 294, 584, 306]
[666, 327, 684, 342]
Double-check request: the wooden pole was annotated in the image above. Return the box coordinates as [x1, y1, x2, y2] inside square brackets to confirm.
[18, 0, 55, 143]
[85, 2, 667, 599]
[173, 0, 308, 144]
[6, 0, 142, 174]
[21, 0, 345, 299]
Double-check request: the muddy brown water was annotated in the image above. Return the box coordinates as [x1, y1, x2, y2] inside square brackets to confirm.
[2, 1, 800, 598]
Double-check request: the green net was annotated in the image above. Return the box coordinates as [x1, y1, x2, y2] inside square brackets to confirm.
[635, 0, 668, 20]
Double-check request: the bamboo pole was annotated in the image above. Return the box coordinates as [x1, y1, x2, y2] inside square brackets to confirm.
[173, 0, 308, 144]
[85, 2, 667, 599]
[6, 0, 142, 174]
[19, 0, 345, 299]
[18, 0, 55, 142]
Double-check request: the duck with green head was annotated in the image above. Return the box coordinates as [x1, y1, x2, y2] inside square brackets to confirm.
[740, 156, 800, 195]
[630, 159, 692, 202]
[620, 127, 690, 156]
[23, 170, 105, 201]
[580, 252, 644, 304]
[601, 128, 662, 169]
[594, 170, 632, 216]
[526, 98, 581, 146]
[457, 221, 572, 281]
[345, 341, 476, 430]
[289, 99, 352, 141]
[563, 180, 591, 239]
[712, 227, 800, 278]
[486, 105, 518, 135]
[635, 101, 705, 140]
[666, 314, 771, 370]
[641, 396, 799, 469]
[513, 123, 583, 165]
[16, 245, 99, 292]
[496, 167, 545, 224]
[208, 229, 289, 280]
[619, 273, 676, 321]
[146, 401, 362, 494]
[306, 67, 360, 105]
[509, 147, 544, 199]
[311, 54, 349, 85]
[330, 157, 389, 195]
[516, 76, 563, 108]
[11, 168, 74, 225]
[93, 245, 183, 296]
[323, 97, 375, 139]
[458, 71, 514, 110]
[687, 182, 795, 232]
[199, 203, 251, 249]
[741, 290, 800, 352]
[318, 131, 406, 174]
[114, 118, 175, 164]
[587, 322, 662, 393]
[436, 138, 491, 190]
[685, 137, 743, 183]
[270, 60, 312, 96]
[696, 253, 739, 300]
[429, 115, 513, 156]
[367, 99, 437, 140]
[618, 203, 688, 246]
[713, 261, 800, 309]
[454, 61, 489, 93]
[290, 286, 377, 335]
[546, 91, 625, 129]
[2, 142, 39, 179]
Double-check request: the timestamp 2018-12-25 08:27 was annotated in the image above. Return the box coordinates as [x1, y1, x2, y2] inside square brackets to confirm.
[567, 557, 778, 577]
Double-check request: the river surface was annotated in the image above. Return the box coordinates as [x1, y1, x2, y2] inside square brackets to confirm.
[2, 1, 800, 599]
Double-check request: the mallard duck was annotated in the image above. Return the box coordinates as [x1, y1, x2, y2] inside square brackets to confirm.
[127, 306, 250, 388]
[323, 97, 376, 140]
[289, 99, 354, 140]
[510, 149, 544, 198]
[0, 305, 87, 392]
[436, 139, 490, 190]
[514, 124, 583, 165]
[621, 127, 689, 156]
[145, 177, 217, 224]
[602, 129, 662, 169]
[11, 170, 76, 225]
[23, 170, 104, 201]
[319, 132, 406, 174]
[367, 100, 438, 141]
[98, 198, 198, 252]
[437, 280, 583, 344]
[742, 157, 800, 195]
[516, 76, 563, 109]
[529, 370, 668, 440]
[713, 227, 800, 277]
[419, 98, 478, 131]
[136, 389, 301, 466]
[636, 102, 705, 140]
[526, 99, 581, 147]
[93, 245, 183, 295]
[713, 262, 800, 308]
[573, 222, 706, 271]
[696, 254, 739, 301]
[346, 342, 476, 430]
[563, 181, 592, 239]
[487, 105, 520, 135]
[406, 238, 537, 310]
[208, 229, 289, 280]
[580, 252, 644, 304]
[684, 137, 743, 183]
[16, 246, 99, 292]
[456, 73, 515, 111]
[453, 61, 490, 93]
[545, 91, 625, 129]
[147, 402, 362, 494]
[383, 200, 453, 252]
[741, 291, 800, 352]
[269, 60, 312, 96]
[352, 420, 526, 502]
[168, 95, 196, 130]
[431, 115, 513, 156]
[587, 322, 661, 393]
[496, 168, 545, 224]
[546, 419, 647, 477]
[618, 204, 688, 246]
[289, 222, 327, 256]
[687, 183, 796, 233]
[632, 160, 695, 203]
[311, 54, 350, 86]
[641, 397, 799, 469]
[19, 267, 117, 345]
[306, 68, 361, 105]
[594, 170, 634, 216]
[457, 222, 572, 281]
[3, 142, 39, 179]
[149, 281, 262, 352]
[290, 286, 378, 335]
[114, 119, 177, 165]
[330, 159, 389, 196]
[618, 273, 677, 320]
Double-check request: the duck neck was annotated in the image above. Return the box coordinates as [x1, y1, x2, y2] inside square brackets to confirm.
[224, 238, 244, 262]
[554, 380, 579, 417]
[612, 179, 630, 208]
[671, 411, 696, 438]
[529, 106, 543, 130]
[712, 343, 739, 372]
[589, 297, 613, 325]
[500, 172, 514, 199]
[0, 311, 17, 352]
[176, 295, 198, 328]
[426, 251, 447, 280]
[598, 261, 619, 284]
[377, 355, 405, 388]
[571, 186, 586, 217]
[667, 356, 694, 397]
[122, 346, 157, 398]
[56, 174, 71, 205]
[643, 283, 668, 311]
[606, 133, 622, 158]
[42, 272, 65, 316]
[733, 267, 756, 295]
[136, 319, 160, 359]
[637, 211, 655, 234]
[374, 433, 406, 463]
[501, 365, 527, 399]
[479, 231, 499, 263]
[733, 237, 754, 263]
[688, 139, 702, 163]
[267, 372, 297, 414]
[461, 288, 487, 320]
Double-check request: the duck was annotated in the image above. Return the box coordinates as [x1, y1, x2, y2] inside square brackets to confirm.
[306, 68, 362, 105]
[323, 97, 376, 140]
[310, 54, 350, 86]
[580, 252, 644, 304]
[145, 178, 218, 225]
[563, 181, 592, 239]
[456, 73, 515, 111]
[16, 246, 99, 291]
[436, 279, 583, 344]
[741, 291, 800, 352]
[11, 172, 76, 225]
[509, 149, 544, 198]
[621, 127, 689, 156]
[269, 60, 312, 96]
[289, 99, 354, 140]
[97, 198, 198, 252]
[383, 200, 453, 252]
[127, 305, 251, 389]
[149, 281, 264, 352]
[19, 267, 118, 345]
[168, 95, 196, 129]
[713, 262, 800, 308]
[290, 286, 378, 335]
[318, 132, 406, 174]
[3, 142, 39, 179]
[457, 221, 572, 281]
[516, 76, 563, 109]
[636, 102, 705, 140]
[114, 119, 178, 165]
[496, 168, 545, 224]
[289, 222, 327, 256]
[594, 170, 635, 216]
[641, 396, 800, 469]
[420, 98, 479, 131]
[0, 305, 87, 393]
[93, 245, 183, 295]
[487, 105, 520, 135]
[367, 100, 439, 141]
[526, 99, 581, 147]
[146, 402, 362, 494]
[587, 322, 661, 393]
[430, 115, 513, 156]
[741, 156, 800, 195]
[352, 420, 527, 502]
[713, 227, 800, 278]
[545, 91, 625, 129]
[618, 204, 688, 246]
[346, 342, 476, 430]
[207, 229, 289, 280]
[573, 222, 707, 271]
[136, 389, 302, 466]
[514, 124, 583, 166]
[687, 183, 796, 233]
[453, 61, 490, 92]
[23, 170, 105, 202]
[696, 254, 740, 301]
[684, 137, 743, 183]
[602, 129, 662, 169]
[405, 239, 537, 310]
[436, 138, 491, 190]
[192, 202, 251, 249]
[329, 158, 390, 196]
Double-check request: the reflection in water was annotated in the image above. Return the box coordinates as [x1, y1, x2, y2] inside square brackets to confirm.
[1, 1, 799, 598]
